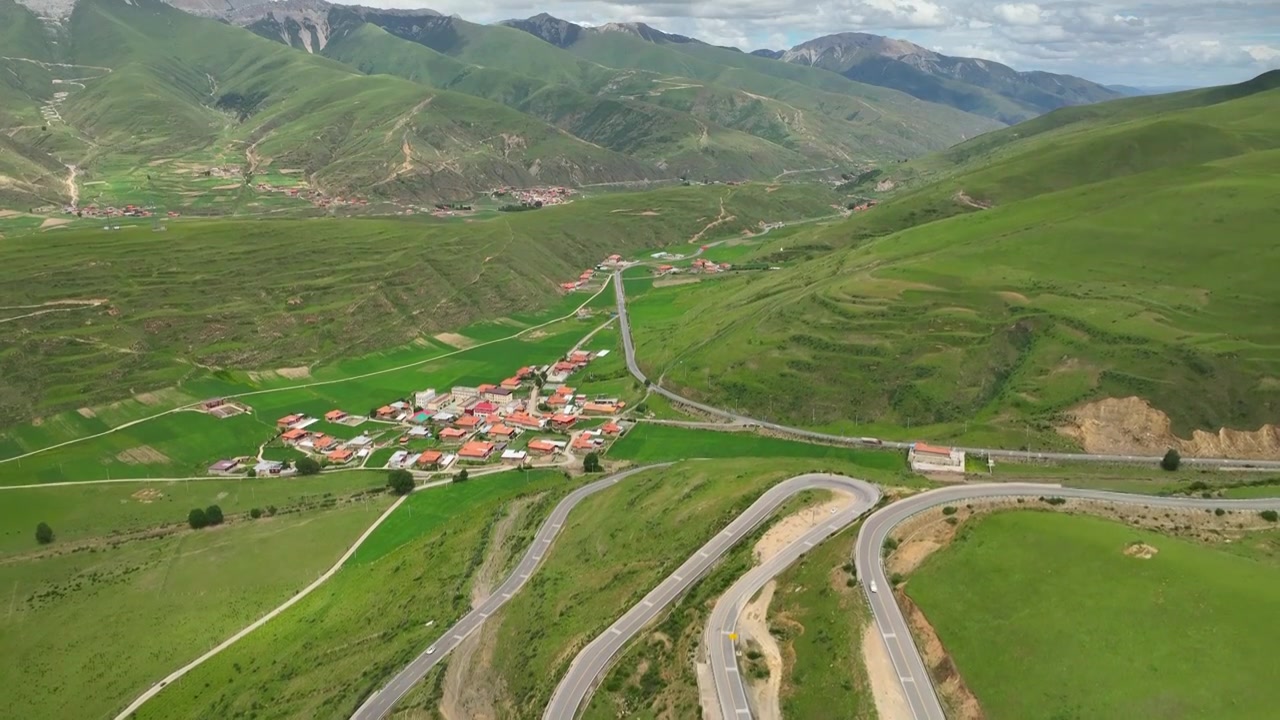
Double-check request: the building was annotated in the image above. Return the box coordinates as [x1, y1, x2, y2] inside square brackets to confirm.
[324, 409, 347, 422]
[255, 460, 285, 476]
[568, 351, 592, 365]
[454, 415, 482, 430]
[311, 435, 337, 451]
[572, 434, 602, 451]
[581, 402, 618, 415]
[348, 434, 374, 447]
[375, 405, 396, 419]
[281, 428, 308, 442]
[439, 427, 470, 443]
[488, 424, 518, 439]
[208, 459, 240, 475]
[527, 439, 560, 455]
[414, 389, 438, 408]
[457, 441, 495, 461]
[202, 398, 226, 410]
[482, 387, 513, 403]
[277, 413, 303, 428]
[502, 449, 527, 463]
[388, 450, 410, 468]
[506, 412, 547, 430]
[425, 393, 453, 411]
[501, 377, 523, 390]
[417, 449, 443, 469]
[452, 386, 480, 401]
[908, 443, 966, 474]
[551, 413, 578, 431]
[602, 422, 623, 435]
[407, 426, 430, 438]
[471, 401, 498, 416]
[327, 448, 355, 464]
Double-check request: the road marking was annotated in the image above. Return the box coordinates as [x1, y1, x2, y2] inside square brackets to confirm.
[901, 676, 915, 683]
[452, 635, 463, 641]
[642, 600, 654, 607]
[736, 709, 751, 715]
[803, 540, 815, 547]
[883, 632, 897, 639]
[502, 592, 512, 599]
[673, 574, 684, 582]
[698, 550, 709, 557]
[609, 627, 622, 635]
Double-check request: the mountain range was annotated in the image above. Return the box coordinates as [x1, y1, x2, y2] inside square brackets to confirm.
[2, 0, 1119, 209]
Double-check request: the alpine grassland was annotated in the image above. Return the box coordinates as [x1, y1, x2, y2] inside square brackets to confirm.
[626, 74, 1280, 449]
[136, 468, 572, 720]
[1, 497, 394, 720]
[906, 512, 1280, 719]
[0, 180, 836, 444]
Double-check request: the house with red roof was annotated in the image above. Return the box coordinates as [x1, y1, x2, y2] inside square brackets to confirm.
[501, 377, 523, 390]
[457, 441, 495, 461]
[581, 402, 617, 415]
[417, 449, 443, 469]
[527, 439, 560, 455]
[908, 442, 965, 474]
[551, 413, 577, 431]
[454, 415, 481, 429]
[506, 412, 547, 430]
[602, 422, 623, 435]
[439, 427, 470, 443]
[488, 424, 518, 439]
[327, 448, 354, 464]
[324, 410, 347, 422]
[277, 413, 303, 428]
[280, 428, 308, 442]
[311, 435, 337, 451]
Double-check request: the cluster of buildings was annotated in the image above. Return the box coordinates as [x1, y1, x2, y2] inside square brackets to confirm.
[493, 186, 576, 207]
[907, 443, 965, 474]
[225, 345, 629, 476]
[251, 182, 369, 210]
[561, 253, 625, 291]
[64, 203, 157, 219]
[655, 258, 732, 276]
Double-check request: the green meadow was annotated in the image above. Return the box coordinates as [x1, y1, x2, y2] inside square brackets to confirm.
[907, 512, 1280, 720]
[137, 468, 572, 720]
[1, 500, 391, 720]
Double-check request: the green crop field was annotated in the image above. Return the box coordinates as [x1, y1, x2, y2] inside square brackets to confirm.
[137, 468, 571, 720]
[626, 74, 1280, 450]
[1, 499, 391, 720]
[0, 472, 389, 556]
[907, 512, 1280, 720]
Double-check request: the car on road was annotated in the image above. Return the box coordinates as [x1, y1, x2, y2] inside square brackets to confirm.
[870, 580, 878, 593]
[426, 646, 436, 655]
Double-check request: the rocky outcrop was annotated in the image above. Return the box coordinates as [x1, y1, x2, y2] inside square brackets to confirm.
[1058, 396, 1280, 459]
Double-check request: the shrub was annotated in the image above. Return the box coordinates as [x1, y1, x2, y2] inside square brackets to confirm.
[35, 522, 54, 545]
[1261, 510, 1279, 523]
[266, 505, 278, 516]
[188, 508, 209, 529]
[453, 469, 469, 483]
[387, 469, 415, 495]
[890, 572, 905, 586]
[945, 517, 959, 526]
[1161, 449, 1181, 472]
[1214, 508, 1226, 517]
[296, 457, 321, 476]
[250, 508, 263, 519]
[583, 452, 602, 473]
[205, 505, 225, 526]
[246, 468, 257, 478]
[941, 506, 957, 516]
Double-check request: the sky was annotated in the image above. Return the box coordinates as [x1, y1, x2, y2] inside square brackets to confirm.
[366, 0, 1280, 87]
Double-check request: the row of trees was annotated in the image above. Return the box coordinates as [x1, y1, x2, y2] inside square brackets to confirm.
[188, 505, 225, 529]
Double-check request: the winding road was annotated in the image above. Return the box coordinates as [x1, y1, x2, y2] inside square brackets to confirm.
[350, 464, 670, 720]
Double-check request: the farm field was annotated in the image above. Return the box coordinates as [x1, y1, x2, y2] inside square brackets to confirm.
[136, 468, 572, 720]
[906, 511, 1280, 720]
[0, 471, 388, 556]
[1, 499, 392, 720]
[445, 458, 884, 716]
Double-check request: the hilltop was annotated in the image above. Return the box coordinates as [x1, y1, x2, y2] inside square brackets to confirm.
[625, 72, 1280, 452]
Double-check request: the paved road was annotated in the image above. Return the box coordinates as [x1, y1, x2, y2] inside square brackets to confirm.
[351, 464, 669, 720]
[705, 475, 880, 720]
[853, 483, 1280, 720]
[612, 270, 1280, 470]
[544, 474, 881, 720]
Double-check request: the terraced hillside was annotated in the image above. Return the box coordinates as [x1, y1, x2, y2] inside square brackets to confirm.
[627, 73, 1280, 452]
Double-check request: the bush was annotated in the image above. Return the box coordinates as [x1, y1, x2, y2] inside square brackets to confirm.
[945, 517, 959, 526]
[296, 456, 321, 476]
[889, 572, 905, 586]
[1214, 508, 1226, 516]
[188, 508, 209, 529]
[250, 508, 263, 519]
[1161, 449, 1181, 472]
[266, 505, 278, 516]
[205, 505, 225, 526]
[387, 469, 415, 495]
[583, 452, 602, 473]
[1041, 496, 1067, 506]
[453, 469, 469, 483]
[35, 522, 54, 545]
[1261, 510, 1279, 523]
[883, 537, 899, 551]
[941, 506, 957, 516]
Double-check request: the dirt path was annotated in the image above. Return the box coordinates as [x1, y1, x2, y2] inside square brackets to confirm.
[439, 496, 537, 720]
[0, 298, 106, 324]
[861, 621, 912, 720]
[64, 164, 78, 207]
[690, 195, 737, 243]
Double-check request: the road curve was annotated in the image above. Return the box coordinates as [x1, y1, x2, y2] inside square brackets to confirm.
[351, 464, 670, 720]
[544, 473, 881, 720]
[854, 483, 1280, 720]
[706, 476, 881, 720]
[612, 270, 1280, 470]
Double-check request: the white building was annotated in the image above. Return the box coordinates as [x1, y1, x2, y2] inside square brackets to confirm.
[908, 443, 966, 474]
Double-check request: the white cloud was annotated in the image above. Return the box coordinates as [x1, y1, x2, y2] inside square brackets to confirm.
[379, 0, 1280, 85]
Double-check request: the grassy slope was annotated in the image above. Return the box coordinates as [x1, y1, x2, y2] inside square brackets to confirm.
[2, 499, 392, 720]
[628, 77, 1280, 447]
[907, 512, 1280, 719]
[0, 181, 835, 436]
[320, 23, 811, 179]
[12, 0, 657, 209]
[137, 469, 570, 720]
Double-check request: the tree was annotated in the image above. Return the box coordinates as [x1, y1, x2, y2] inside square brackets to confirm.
[1161, 448, 1181, 472]
[35, 522, 54, 545]
[246, 468, 257, 478]
[250, 508, 263, 519]
[453, 469, 469, 484]
[296, 456, 321, 476]
[205, 505, 225, 526]
[188, 508, 209, 529]
[388, 469, 415, 495]
[1262, 510, 1279, 523]
[583, 452, 602, 473]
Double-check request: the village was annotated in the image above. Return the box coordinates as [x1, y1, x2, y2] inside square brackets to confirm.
[203, 340, 630, 479]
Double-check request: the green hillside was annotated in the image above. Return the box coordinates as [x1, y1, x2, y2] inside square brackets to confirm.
[321, 23, 812, 179]
[626, 75, 1280, 449]
[0, 182, 838, 425]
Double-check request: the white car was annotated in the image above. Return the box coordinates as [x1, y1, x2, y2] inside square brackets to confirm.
[869, 580, 878, 593]
[426, 646, 436, 655]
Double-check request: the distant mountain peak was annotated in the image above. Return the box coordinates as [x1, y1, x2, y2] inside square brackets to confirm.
[499, 12, 585, 48]
[594, 21, 701, 45]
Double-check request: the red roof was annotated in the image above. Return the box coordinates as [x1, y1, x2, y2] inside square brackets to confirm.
[281, 428, 307, 441]
[440, 427, 468, 439]
[324, 410, 346, 421]
[489, 424, 516, 437]
[582, 402, 617, 414]
[501, 377, 522, 388]
[278, 413, 303, 425]
[602, 422, 622, 434]
[327, 448, 353, 462]
[528, 439, 558, 453]
[312, 435, 336, 450]
[914, 443, 954, 456]
[472, 401, 497, 414]
[551, 413, 577, 425]
[478, 384, 497, 393]
[417, 450, 443, 465]
[507, 412, 545, 429]
[455, 415, 481, 428]
[377, 405, 394, 415]
[553, 361, 576, 372]
[458, 441, 495, 459]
